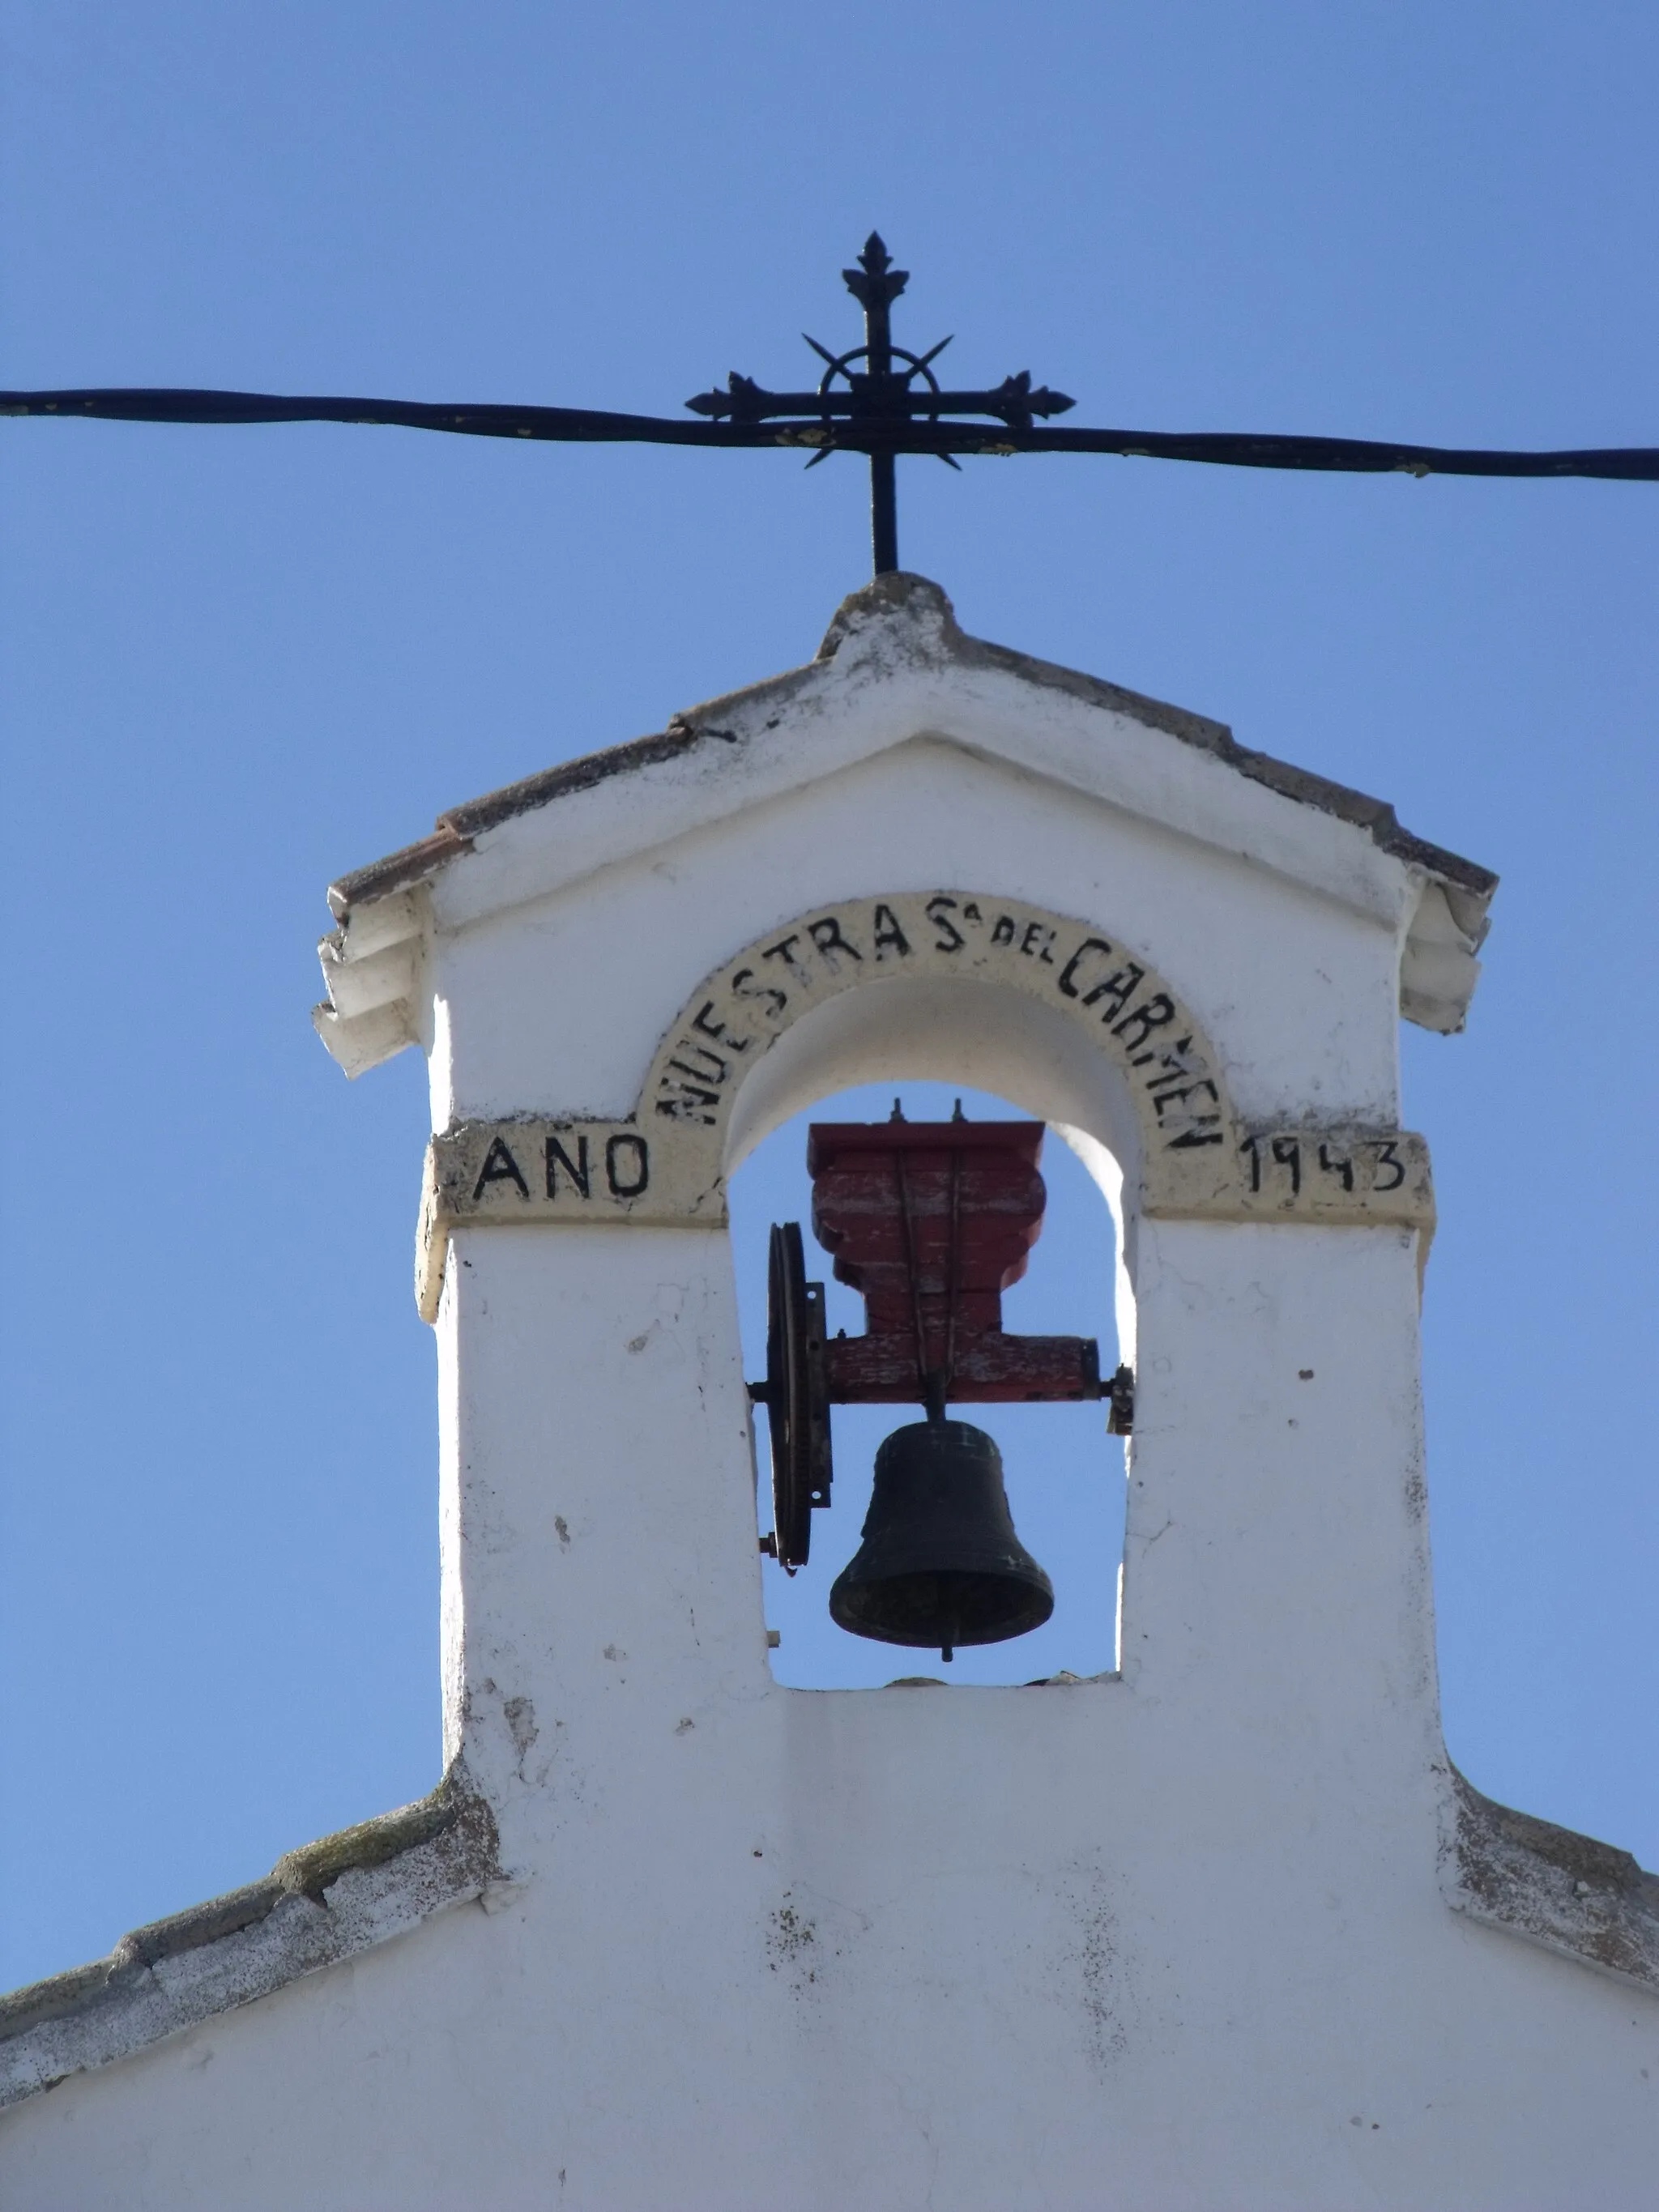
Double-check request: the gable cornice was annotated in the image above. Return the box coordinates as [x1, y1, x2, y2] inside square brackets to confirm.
[313, 575, 1497, 1073]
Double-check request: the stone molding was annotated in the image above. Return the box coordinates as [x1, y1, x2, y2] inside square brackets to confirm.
[416, 889, 1435, 1319]
[0, 1762, 502, 2111]
[1443, 1767, 1659, 1993]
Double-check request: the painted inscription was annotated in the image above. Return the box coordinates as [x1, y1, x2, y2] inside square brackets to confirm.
[427, 1117, 703, 1252]
[1239, 1132, 1407, 1202]
[649, 893, 1226, 1156]
[416, 890, 1435, 1319]
[471, 1130, 651, 1204]
[1225, 1127, 1432, 1221]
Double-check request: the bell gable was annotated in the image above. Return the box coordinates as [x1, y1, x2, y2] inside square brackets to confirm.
[314, 573, 1495, 1079]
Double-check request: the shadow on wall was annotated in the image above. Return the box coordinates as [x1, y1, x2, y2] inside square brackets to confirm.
[729, 1079, 1125, 1689]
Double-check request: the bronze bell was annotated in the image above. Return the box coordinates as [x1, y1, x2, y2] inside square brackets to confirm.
[828, 1420, 1054, 1661]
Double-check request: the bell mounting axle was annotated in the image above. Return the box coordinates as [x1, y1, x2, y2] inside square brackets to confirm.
[6, 231, 1653, 583]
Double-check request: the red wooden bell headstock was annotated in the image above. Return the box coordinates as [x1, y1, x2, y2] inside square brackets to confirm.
[808, 1109, 1100, 1413]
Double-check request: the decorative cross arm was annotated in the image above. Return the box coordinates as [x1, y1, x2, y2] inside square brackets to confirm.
[684, 369, 1075, 430]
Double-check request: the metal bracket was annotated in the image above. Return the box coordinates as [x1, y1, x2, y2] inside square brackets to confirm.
[1105, 1363, 1135, 1436]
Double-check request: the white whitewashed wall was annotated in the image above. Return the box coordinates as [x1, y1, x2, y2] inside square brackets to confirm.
[3, 590, 1651, 2210]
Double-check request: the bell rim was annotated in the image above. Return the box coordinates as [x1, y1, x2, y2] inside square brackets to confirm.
[827, 1562, 1056, 1648]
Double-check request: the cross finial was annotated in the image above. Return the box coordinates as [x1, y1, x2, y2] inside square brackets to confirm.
[842, 232, 908, 313]
[684, 234, 1074, 577]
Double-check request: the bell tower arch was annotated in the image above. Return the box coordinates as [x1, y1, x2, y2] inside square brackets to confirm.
[418, 884, 1434, 1319]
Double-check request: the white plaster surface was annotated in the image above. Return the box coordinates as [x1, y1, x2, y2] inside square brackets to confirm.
[2, 1216, 1652, 2207]
[314, 574, 1491, 1077]
[429, 737, 1404, 1133]
[5, 585, 1650, 2209]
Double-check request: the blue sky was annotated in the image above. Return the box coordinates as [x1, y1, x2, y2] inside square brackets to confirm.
[2, 0, 1654, 1991]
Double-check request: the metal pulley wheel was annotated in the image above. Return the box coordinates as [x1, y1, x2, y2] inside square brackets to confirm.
[755, 1221, 831, 1571]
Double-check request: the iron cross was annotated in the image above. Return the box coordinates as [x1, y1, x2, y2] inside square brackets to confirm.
[684, 233, 1074, 573]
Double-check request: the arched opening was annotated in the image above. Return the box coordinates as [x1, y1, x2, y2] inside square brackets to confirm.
[726, 974, 1137, 1689]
